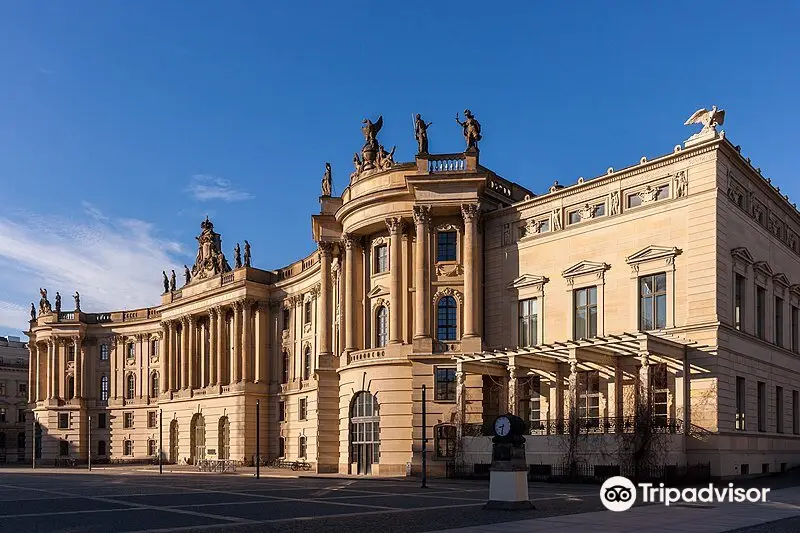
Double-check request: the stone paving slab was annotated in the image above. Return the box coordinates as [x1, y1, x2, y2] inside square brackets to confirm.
[427, 487, 800, 533]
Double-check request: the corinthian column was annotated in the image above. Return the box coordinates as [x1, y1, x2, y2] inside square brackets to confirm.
[413, 205, 431, 339]
[27, 344, 35, 403]
[318, 242, 333, 356]
[343, 234, 357, 352]
[187, 316, 196, 389]
[161, 322, 171, 393]
[208, 310, 217, 387]
[241, 300, 251, 382]
[215, 307, 225, 386]
[74, 336, 83, 398]
[232, 301, 242, 383]
[386, 217, 404, 344]
[461, 203, 480, 338]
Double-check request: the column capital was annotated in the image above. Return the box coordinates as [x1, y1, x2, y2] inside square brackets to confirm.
[412, 205, 431, 226]
[385, 217, 406, 235]
[461, 202, 481, 223]
[342, 233, 358, 250]
[268, 299, 281, 311]
[317, 241, 334, 255]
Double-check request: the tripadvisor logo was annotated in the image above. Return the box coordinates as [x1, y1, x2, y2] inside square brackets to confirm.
[600, 476, 770, 512]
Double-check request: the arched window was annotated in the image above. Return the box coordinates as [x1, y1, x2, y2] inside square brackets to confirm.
[375, 306, 388, 347]
[100, 375, 109, 401]
[298, 435, 307, 458]
[126, 373, 135, 400]
[437, 296, 457, 341]
[303, 347, 312, 380]
[349, 392, 379, 474]
[218, 416, 230, 460]
[150, 371, 160, 397]
[190, 414, 206, 464]
[281, 351, 289, 384]
[98, 440, 106, 456]
[435, 424, 457, 458]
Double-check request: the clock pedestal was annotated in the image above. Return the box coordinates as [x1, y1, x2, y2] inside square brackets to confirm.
[486, 415, 534, 510]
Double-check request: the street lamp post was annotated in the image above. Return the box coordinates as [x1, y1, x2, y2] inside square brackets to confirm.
[256, 399, 260, 480]
[159, 409, 163, 474]
[88, 415, 92, 471]
[421, 384, 428, 489]
[32, 413, 36, 470]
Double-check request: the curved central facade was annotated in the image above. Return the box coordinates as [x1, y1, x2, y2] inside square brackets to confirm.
[26, 115, 800, 478]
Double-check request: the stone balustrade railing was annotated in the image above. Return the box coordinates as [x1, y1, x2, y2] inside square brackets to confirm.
[433, 340, 462, 353]
[58, 312, 75, 321]
[428, 154, 466, 173]
[348, 348, 386, 364]
[221, 272, 235, 285]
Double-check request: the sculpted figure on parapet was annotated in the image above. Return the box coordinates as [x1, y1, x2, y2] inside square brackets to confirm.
[415, 114, 432, 154]
[38, 288, 52, 315]
[55, 292, 61, 314]
[162, 271, 169, 293]
[244, 240, 251, 267]
[169, 270, 176, 292]
[321, 163, 332, 196]
[189, 216, 231, 282]
[455, 109, 481, 151]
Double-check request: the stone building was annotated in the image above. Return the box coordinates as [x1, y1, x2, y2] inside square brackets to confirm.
[26, 108, 800, 478]
[0, 335, 30, 463]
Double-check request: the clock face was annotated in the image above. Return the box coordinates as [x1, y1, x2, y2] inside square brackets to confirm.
[494, 416, 511, 437]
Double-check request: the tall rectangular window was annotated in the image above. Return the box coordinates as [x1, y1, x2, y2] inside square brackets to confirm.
[734, 274, 745, 330]
[436, 231, 457, 262]
[518, 298, 538, 347]
[147, 411, 157, 429]
[278, 401, 285, 422]
[736, 376, 746, 430]
[123, 412, 134, 429]
[304, 300, 312, 324]
[756, 286, 766, 340]
[100, 344, 109, 361]
[639, 273, 667, 330]
[100, 376, 109, 401]
[435, 367, 456, 402]
[577, 370, 600, 427]
[792, 307, 799, 353]
[98, 413, 107, 429]
[0, 408, 6, 423]
[776, 386, 784, 433]
[651, 363, 668, 425]
[58, 413, 69, 429]
[573, 286, 598, 339]
[123, 440, 133, 456]
[775, 297, 784, 346]
[126, 343, 135, 361]
[299, 398, 307, 420]
[793, 390, 799, 435]
[282, 308, 290, 331]
[757, 381, 766, 432]
[529, 377, 541, 427]
[374, 244, 388, 273]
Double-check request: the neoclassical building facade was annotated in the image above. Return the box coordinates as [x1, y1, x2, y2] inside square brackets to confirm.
[26, 109, 800, 477]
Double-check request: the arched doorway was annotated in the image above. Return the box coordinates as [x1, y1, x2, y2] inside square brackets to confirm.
[190, 413, 205, 464]
[169, 419, 178, 464]
[218, 416, 230, 460]
[350, 392, 379, 475]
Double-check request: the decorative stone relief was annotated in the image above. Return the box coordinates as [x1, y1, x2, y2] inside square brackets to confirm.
[436, 223, 460, 233]
[674, 170, 688, 198]
[372, 236, 389, 247]
[372, 297, 390, 310]
[578, 203, 595, 221]
[502, 223, 511, 245]
[432, 287, 464, 305]
[436, 263, 463, 277]
[412, 205, 431, 227]
[551, 208, 562, 231]
[638, 185, 659, 204]
[609, 191, 620, 216]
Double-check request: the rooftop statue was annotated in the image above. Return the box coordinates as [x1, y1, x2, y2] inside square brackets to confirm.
[415, 114, 432, 154]
[455, 109, 482, 151]
[74, 291, 80, 312]
[354, 116, 385, 177]
[321, 163, 332, 196]
[38, 288, 52, 315]
[361, 116, 383, 149]
[162, 271, 169, 293]
[169, 270, 176, 292]
[30, 303, 36, 320]
[684, 106, 725, 140]
[234, 242, 242, 269]
[55, 291, 61, 314]
[244, 240, 251, 267]
[190, 216, 230, 281]
[184, 265, 191, 285]
[377, 145, 396, 170]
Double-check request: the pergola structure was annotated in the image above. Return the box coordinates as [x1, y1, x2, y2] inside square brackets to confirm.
[453, 331, 697, 437]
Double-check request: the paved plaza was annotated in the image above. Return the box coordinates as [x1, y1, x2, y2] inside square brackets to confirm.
[1, 468, 799, 532]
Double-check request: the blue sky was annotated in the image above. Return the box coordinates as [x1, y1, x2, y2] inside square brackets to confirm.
[0, 1, 798, 338]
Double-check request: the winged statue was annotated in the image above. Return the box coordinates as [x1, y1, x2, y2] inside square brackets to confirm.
[684, 106, 725, 136]
[361, 116, 383, 148]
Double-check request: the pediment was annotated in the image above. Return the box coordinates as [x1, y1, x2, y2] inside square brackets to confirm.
[773, 273, 790, 288]
[790, 284, 800, 297]
[367, 285, 389, 298]
[752, 261, 774, 277]
[507, 273, 549, 290]
[626, 245, 681, 265]
[562, 260, 610, 279]
[731, 247, 755, 264]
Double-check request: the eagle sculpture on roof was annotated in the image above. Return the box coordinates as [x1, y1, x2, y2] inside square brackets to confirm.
[684, 105, 725, 136]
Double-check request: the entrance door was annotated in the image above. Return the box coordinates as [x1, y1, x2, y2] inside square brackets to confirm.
[350, 392, 379, 475]
[190, 414, 205, 464]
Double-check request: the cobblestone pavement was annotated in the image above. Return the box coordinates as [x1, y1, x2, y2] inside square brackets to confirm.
[0, 468, 603, 533]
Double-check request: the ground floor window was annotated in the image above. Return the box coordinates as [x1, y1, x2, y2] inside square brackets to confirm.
[278, 437, 285, 458]
[123, 440, 133, 456]
[435, 424, 456, 458]
[59, 440, 69, 456]
[98, 440, 106, 456]
[218, 416, 230, 460]
[298, 435, 307, 458]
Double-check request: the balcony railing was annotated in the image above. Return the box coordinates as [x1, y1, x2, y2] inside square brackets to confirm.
[463, 416, 683, 437]
[348, 348, 385, 364]
[433, 340, 462, 353]
[221, 272, 235, 285]
[428, 154, 466, 173]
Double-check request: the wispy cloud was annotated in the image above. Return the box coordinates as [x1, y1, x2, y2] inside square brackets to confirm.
[187, 174, 254, 202]
[36, 65, 55, 75]
[0, 206, 183, 334]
